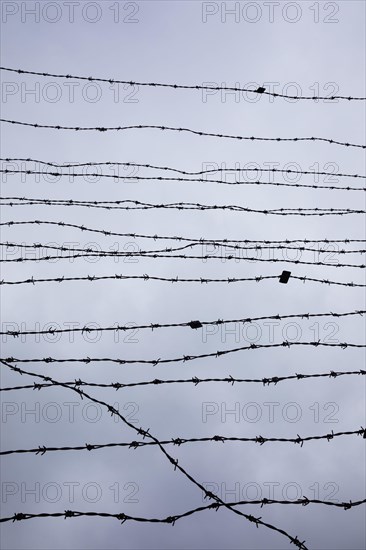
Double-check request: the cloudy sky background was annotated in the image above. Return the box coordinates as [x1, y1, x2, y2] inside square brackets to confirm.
[0, 1, 365, 549]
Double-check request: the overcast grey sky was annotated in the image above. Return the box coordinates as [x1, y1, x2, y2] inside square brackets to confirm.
[0, 1, 365, 549]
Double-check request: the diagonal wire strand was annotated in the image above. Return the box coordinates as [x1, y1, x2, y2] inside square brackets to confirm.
[0, 360, 308, 549]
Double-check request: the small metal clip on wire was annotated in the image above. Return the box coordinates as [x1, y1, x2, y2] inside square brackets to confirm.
[189, 320, 202, 329]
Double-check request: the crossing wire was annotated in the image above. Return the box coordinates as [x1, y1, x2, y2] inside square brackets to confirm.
[2, 497, 366, 528]
[0, 359, 309, 550]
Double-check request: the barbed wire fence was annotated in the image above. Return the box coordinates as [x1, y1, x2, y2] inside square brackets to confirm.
[1, 65, 365, 550]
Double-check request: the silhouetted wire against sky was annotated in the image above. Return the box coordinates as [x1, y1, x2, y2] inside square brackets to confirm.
[1, 3, 365, 550]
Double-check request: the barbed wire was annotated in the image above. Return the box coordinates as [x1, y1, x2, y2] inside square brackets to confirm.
[1, 67, 365, 102]
[2, 236, 366, 256]
[2, 158, 366, 180]
[1, 272, 365, 288]
[2, 158, 366, 181]
[2, 425, 366, 457]
[1, 310, 363, 339]
[2, 368, 365, 394]
[2, 341, 365, 368]
[2, 220, 365, 245]
[1, 119, 365, 149]
[2, 495, 366, 528]
[0, 359, 308, 549]
[2, 168, 365, 192]
[2, 246, 365, 268]
[2, 67, 365, 550]
[1, 197, 365, 217]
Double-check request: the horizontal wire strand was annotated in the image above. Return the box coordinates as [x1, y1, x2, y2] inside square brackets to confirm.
[1, 119, 365, 149]
[2, 157, 366, 180]
[1, 273, 365, 288]
[1, 310, 363, 339]
[1, 197, 365, 216]
[2, 368, 365, 393]
[1, 67, 365, 101]
[2, 168, 365, 192]
[2, 342, 365, 368]
[2, 220, 365, 245]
